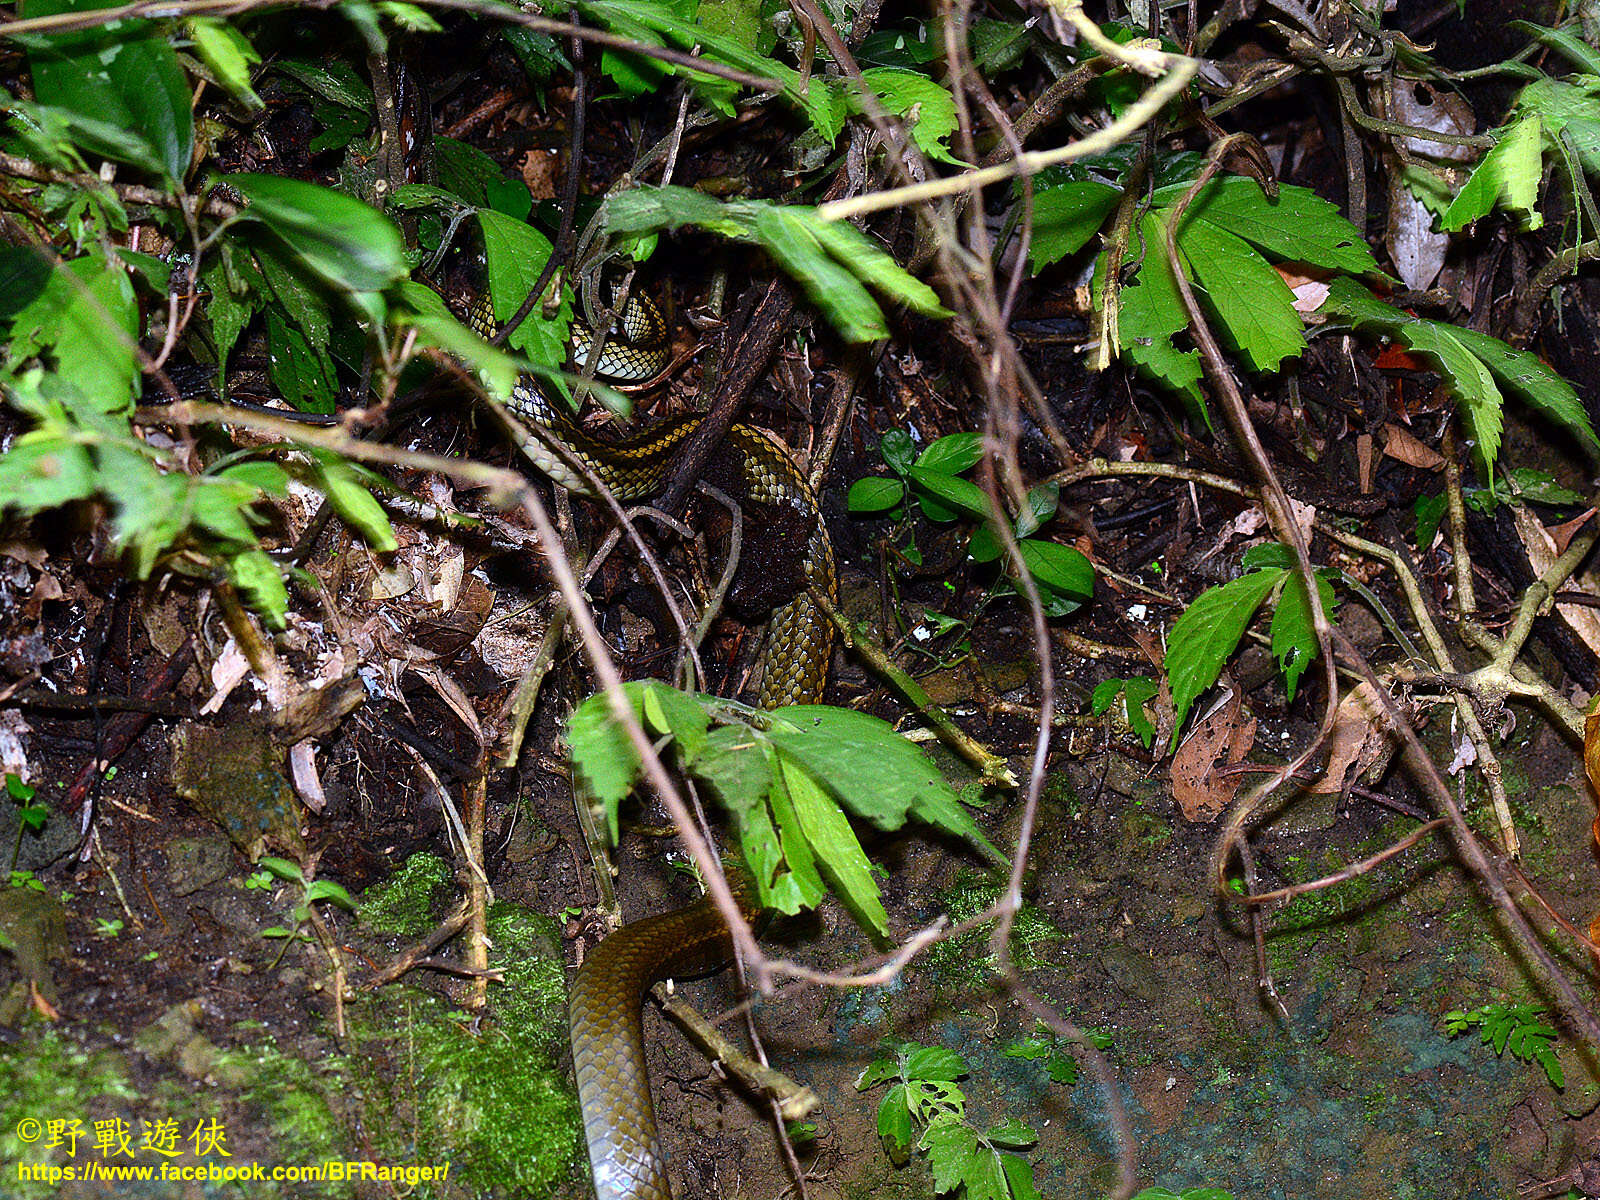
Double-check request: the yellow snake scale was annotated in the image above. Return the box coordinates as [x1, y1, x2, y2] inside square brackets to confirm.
[474, 292, 832, 1199]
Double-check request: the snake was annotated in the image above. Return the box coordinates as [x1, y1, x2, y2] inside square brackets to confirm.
[472, 288, 833, 1198]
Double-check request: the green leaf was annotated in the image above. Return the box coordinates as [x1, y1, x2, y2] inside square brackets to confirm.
[1110, 212, 1203, 403]
[1442, 114, 1543, 231]
[1170, 176, 1381, 275]
[22, 0, 194, 183]
[880, 429, 916, 474]
[847, 476, 905, 512]
[877, 1083, 914, 1149]
[908, 466, 991, 522]
[1014, 482, 1059, 538]
[857, 67, 963, 164]
[999, 1153, 1042, 1200]
[272, 56, 373, 110]
[920, 1117, 978, 1194]
[1317, 279, 1508, 474]
[1027, 181, 1120, 271]
[477, 208, 571, 368]
[1447, 325, 1599, 459]
[763, 706, 1003, 863]
[640, 681, 709, 764]
[1179, 217, 1304, 373]
[1514, 21, 1600, 78]
[225, 548, 288, 630]
[906, 1044, 967, 1081]
[1165, 568, 1285, 746]
[915, 432, 983, 475]
[264, 307, 338, 414]
[1414, 492, 1447, 549]
[1269, 569, 1337, 703]
[310, 452, 398, 553]
[5, 250, 140, 413]
[567, 686, 646, 843]
[0, 430, 97, 513]
[391, 281, 521, 403]
[227, 174, 408, 295]
[777, 752, 888, 936]
[754, 205, 889, 342]
[1016, 539, 1094, 605]
[188, 18, 262, 110]
[804, 215, 949, 319]
[984, 1118, 1036, 1148]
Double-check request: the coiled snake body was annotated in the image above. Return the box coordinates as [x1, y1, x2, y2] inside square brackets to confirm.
[478, 292, 832, 1198]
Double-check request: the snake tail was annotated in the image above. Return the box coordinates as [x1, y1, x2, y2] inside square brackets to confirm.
[568, 880, 758, 1200]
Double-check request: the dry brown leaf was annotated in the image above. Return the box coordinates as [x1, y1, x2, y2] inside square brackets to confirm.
[1512, 506, 1600, 658]
[1381, 423, 1445, 470]
[1549, 508, 1597, 556]
[1310, 680, 1404, 793]
[1170, 686, 1257, 821]
[1357, 434, 1375, 493]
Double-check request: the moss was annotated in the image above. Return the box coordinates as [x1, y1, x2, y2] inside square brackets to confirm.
[219, 1040, 346, 1162]
[923, 869, 1061, 979]
[350, 903, 580, 1198]
[0, 1027, 141, 1194]
[360, 851, 453, 937]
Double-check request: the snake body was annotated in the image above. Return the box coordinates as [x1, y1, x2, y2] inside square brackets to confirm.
[477, 292, 836, 708]
[476, 291, 831, 1197]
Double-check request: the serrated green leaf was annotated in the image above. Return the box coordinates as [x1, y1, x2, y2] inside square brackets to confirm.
[391, 280, 521, 403]
[1028, 181, 1120, 271]
[754, 205, 887, 342]
[999, 1153, 1042, 1200]
[1089, 679, 1123, 716]
[264, 306, 337, 414]
[641, 681, 709, 763]
[310, 453, 397, 553]
[805, 216, 948, 318]
[877, 1083, 913, 1149]
[1165, 568, 1285, 747]
[984, 1118, 1036, 1149]
[777, 751, 888, 936]
[1180, 218, 1304, 373]
[0, 432, 97, 513]
[762, 752, 828, 911]
[225, 548, 288, 630]
[1110, 213, 1203, 402]
[1515, 20, 1600, 77]
[763, 706, 1002, 863]
[273, 57, 373, 110]
[906, 1044, 967, 1081]
[1317, 279, 1507, 474]
[228, 174, 407, 296]
[1447, 325, 1599, 459]
[477, 208, 571, 369]
[1269, 569, 1337, 704]
[857, 67, 963, 164]
[847, 476, 905, 512]
[1443, 114, 1543, 231]
[6, 251, 139, 413]
[921, 1117, 978, 1193]
[567, 686, 646, 843]
[856, 1055, 900, 1090]
[1168, 176, 1380, 275]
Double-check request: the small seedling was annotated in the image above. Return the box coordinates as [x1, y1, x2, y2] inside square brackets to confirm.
[93, 918, 124, 939]
[1444, 1002, 1564, 1089]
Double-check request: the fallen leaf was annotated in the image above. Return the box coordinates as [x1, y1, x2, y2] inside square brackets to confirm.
[1171, 685, 1257, 821]
[1512, 506, 1600, 658]
[1310, 680, 1407, 793]
[1381, 423, 1445, 470]
[1549, 508, 1596, 556]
